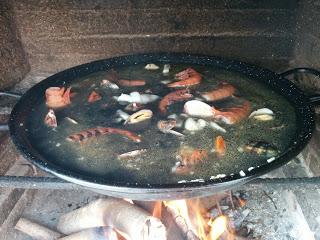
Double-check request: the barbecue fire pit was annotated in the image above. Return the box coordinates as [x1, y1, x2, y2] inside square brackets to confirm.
[1, 1, 320, 240]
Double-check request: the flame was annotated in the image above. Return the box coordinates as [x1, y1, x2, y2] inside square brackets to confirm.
[164, 199, 232, 240]
[208, 215, 228, 240]
[152, 201, 162, 219]
[164, 200, 195, 231]
[123, 198, 134, 204]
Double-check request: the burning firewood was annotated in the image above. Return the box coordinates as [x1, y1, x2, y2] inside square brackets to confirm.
[164, 200, 200, 240]
[164, 192, 240, 240]
[15, 217, 62, 240]
[57, 198, 167, 240]
[134, 201, 186, 240]
[58, 227, 119, 240]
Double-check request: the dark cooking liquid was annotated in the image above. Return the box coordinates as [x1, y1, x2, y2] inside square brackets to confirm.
[27, 64, 297, 184]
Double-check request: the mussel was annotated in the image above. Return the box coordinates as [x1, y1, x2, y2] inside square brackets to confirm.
[243, 141, 279, 158]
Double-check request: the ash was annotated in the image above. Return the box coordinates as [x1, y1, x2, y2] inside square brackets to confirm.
[242, 189, 314, 240]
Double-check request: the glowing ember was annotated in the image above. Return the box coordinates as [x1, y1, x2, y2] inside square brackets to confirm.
[237, 197, 247, 208]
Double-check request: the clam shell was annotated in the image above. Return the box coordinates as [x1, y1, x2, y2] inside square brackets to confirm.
[253, 114, 274, 121]
[125, 109, 153, 124]
[249, 108, 274, 118]
[249, 108, 274, 120]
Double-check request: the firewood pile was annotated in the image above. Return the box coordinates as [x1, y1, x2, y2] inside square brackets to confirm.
[15, 198, 166, 240]
[14, 192, 251, 240]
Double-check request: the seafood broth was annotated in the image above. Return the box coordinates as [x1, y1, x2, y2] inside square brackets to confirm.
[27, 64, 297, 184]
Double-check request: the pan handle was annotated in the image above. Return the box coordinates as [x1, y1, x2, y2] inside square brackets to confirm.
[0, 91, 22, 131]
[280, 68, 320, 106]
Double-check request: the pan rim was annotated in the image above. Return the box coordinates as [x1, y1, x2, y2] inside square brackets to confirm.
[8, 52, 315, 194]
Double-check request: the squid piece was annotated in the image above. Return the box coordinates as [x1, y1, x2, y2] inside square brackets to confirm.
[44, 109, 57, 128]
[145, 63, 159, 70]
[117, 149, 148, 160]
[157, 119, 184, 137]
[162, 64, 170, 74]
[45, 87, 71, 109]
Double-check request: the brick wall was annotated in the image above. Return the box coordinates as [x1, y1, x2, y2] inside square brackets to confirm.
[293, 0, 320, 176]
[11, 0, 298, 73]
[294, 0, 320, 69]
[0, 0, 29, 89]
[292, 0, 320, 91]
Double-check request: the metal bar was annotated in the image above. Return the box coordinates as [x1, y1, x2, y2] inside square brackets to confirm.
[0, 125, 9, 131]
[0, 91, 22, 98]
[0, 176, 319, 191]
[238, 177, 320, 191]
[0, 176, 80, 190]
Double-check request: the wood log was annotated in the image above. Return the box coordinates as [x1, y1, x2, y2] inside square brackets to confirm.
[58, 227, 119, 240]
[15, 217, 62, 240]
[134, 201, 185, 240]
[165, 204, 200, 240]
[57, 198, 167, 240]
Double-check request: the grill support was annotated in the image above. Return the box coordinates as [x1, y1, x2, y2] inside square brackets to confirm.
[1, 176, 319, 191]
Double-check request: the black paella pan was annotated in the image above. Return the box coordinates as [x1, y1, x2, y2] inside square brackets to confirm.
[1, 53, 320, 200]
